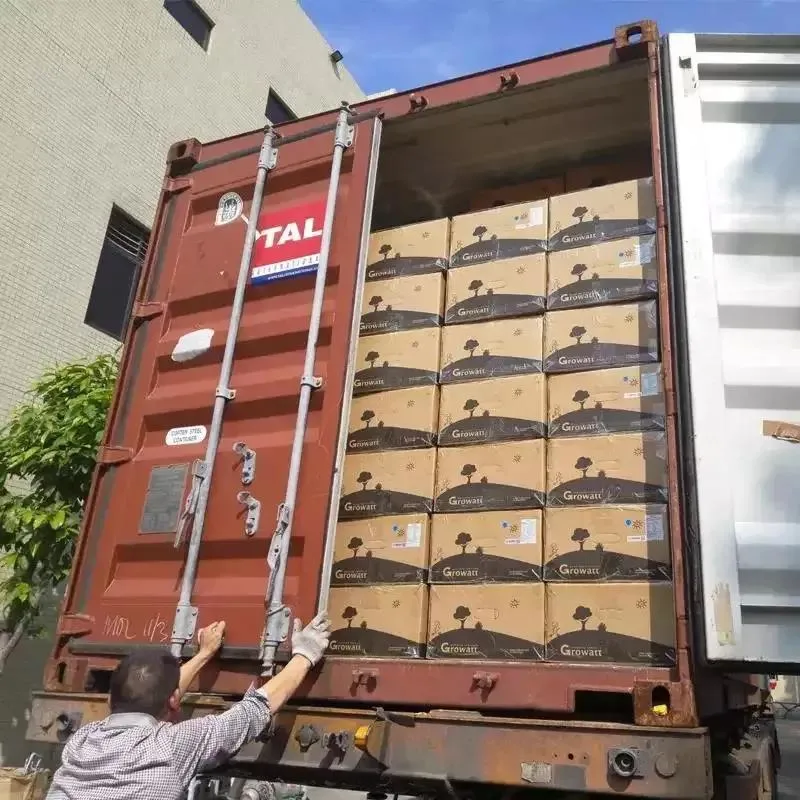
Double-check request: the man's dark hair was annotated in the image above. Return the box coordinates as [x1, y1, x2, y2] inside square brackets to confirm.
[109, 650, 181, 717]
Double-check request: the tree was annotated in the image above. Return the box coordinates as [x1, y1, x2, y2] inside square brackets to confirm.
[463, 399, 479, 418]
[571, 528, 590, 551]
[360, 620, 368, 629]
[377, 420, 384, 429]
[368, 295, 383, 313]
[486, 288, 494, 296]
[597, 470, 606, 478]
[571, 263, 587, 282]
[347, 537, 364, 558]
[591, 272, 599, 280]
[361, 409, 376, 428]
[473, 225, 488, 241]
[461, 464, 477, 484]
[365, 351, 380, 369]
[594, 401, 603, 410]
[0, 354, 118, 673]
[464, 339, 479, 358]
[453, 605, 471, 628]
[468, 279, 483, 298]
[379, 244, 392, 259]
[595, 542, 604, 552]
[569, 326, 587, 345]
[573, 206, 588, 224]
[590, 336, 599, 344]
[481, 409, 490, 417]
[479, 475, 488, 484]
[475, 546, 484, 556]
[597, 622, 607, 632]
[474, 621, 483, 630]
[575, 457, 593, 479]
[572, 389, 590, 410]
[374, 483, 383, 491]
[573, 605, 592, 631]
[342, 606, 358, 627]
[455, 531, 472, 555]
[356, 471, 372, 491]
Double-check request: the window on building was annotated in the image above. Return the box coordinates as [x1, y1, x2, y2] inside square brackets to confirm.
[84, 207, 150, 341]
[266, 90, 296, 125]
[163, 0, 214, 50]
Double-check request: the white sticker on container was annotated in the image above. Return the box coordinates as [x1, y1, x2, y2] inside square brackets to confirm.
[527, 204, 544, 228]
[404, 522, 422, 549]
[623, 391, 642, 400]
[645, 513, 665, 541]
[172, 329, 214, 363]
[618, 235, 656, 268]
[520, 518, 537, 543]
[165, 425, 207, 446]
[215, 192, 243, 226]
[641, 370, 661, 397]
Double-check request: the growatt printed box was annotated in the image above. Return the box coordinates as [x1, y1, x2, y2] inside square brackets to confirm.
[429, 509, 542, 583]
[352, 328, 441, 395]
[468, 175, 565, 211]
[546, 235, 658, 311]
[545, 582, 676, 666]
[439, 317, 543, 385]
[434, 439, 545, 513]
[543, 300, 659, 374]
[365, 219, 450, 282]
[543, 505, 671, 582]
[546, 432, 668, 507]
[438, 374, 546, 447]
[359, 272, 446, 336]
[338, 448, 436, 520]
[547, 364, 665, 438]
[327, 584, 427, 658]
[427, 583, 545, 660]
[330, 514, 430, 586]
[548, 178, 657, 252]
[347, 386, 439, 453]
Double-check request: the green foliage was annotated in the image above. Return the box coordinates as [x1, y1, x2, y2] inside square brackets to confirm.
[0, 354, 118, 661]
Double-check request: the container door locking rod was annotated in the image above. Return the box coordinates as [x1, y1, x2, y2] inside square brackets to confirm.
[260, 104, 354, 676]
[169, 124, 279, 658]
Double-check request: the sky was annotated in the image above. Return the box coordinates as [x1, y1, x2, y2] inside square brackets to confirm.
[301, 0, 798, 95]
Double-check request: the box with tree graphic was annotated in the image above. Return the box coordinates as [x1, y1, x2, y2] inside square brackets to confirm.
[327, 584, 428, 658]
[438, 374, 545, 447]
[366, 218, 450, 282]
[429, 509, 542, 583]
[434, 439, 545, 513]
[330, 514, 430, 586]
[546, 432, 668, 507]
[543, 300, 659, 374]
[545, 583, 676, 665]
[468, 175, 565, 211]
[359, 271, 446, 336]
[543, 505, 670, 582]
[427, 583, 544, 660]
[547, 364, 665, 438]
[439, 317, 543, 385]
[339, 448, 437, 520]
[548, 178, 656, 252]
[347, 386, 439, 453]
[546, 234, 658, 311]
[353, 328, 441, 395]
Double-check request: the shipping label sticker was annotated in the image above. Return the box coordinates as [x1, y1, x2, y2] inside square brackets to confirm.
[623, 391, 643, 400]
[645, 513, 665, 542]
[165, 425, 207, 446]
[215, 192, 243, 226]
[641, 370, 661, 397]
[520, 518, 537, 544]
[404, 522, 423, 549]
[527, 204, 544, 228]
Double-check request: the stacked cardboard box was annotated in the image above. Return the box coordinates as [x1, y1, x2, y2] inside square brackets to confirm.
[542, 178, 676, 666]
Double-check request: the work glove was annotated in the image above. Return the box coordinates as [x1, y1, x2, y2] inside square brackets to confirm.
[291, 612, 331, 667]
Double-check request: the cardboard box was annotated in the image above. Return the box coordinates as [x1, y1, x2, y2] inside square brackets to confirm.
[546, 235, 658, 310]
[545, 583, 676, 665]
[564, 155, 652, 192]
[339, 448, 437, 520]
[444, 253, 547, 324]
[327, 584, 427, 658]
[434, 439, 545, 513]
[546, 432, 668, 507]
[440, 317, 543, 385]
[360, 272, 445, 337]
[331, 514, 430, 585]
[353, 328, 441, 396]
[427, 583, 544, 660]
[449, 201, 548, 269]
[366, 218, 450, 282]
[548, 178, 657, 252]
[543, 505, 671, 582]
[438, 374, 545, 446]
[430, 509, 542, 583]
[547, 364, 665, 438]
[543, 300, 659, 374]
[348, 386, 439, 453]
[469, 176, 566, 210]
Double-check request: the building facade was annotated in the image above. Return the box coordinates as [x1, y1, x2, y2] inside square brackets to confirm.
[0, 0, 362, 766]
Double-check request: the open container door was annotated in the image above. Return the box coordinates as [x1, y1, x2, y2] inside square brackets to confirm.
[663, 32, 800, 668]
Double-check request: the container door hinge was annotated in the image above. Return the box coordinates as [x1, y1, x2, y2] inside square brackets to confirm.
[233, 441, 256, 485]
[131, 301, 166, 321]
[96, 445, 134, 465]
[174, 459, 208, 547]
[237, 491, 261, 537]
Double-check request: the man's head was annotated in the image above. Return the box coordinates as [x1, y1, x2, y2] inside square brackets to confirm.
[109, 650, 181, 719]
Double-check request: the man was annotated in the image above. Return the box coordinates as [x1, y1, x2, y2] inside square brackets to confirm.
[46, 613, 331, 800]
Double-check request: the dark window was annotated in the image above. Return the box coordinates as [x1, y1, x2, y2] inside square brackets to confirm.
[84, 207, 149, 341]
[163, 0, 213, 50]
[266, 90, 296, 125]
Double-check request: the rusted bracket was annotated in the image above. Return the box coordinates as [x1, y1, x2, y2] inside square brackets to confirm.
[352, 667, 379, 688]
[131, 301, 165, 321]
[57, 614, 93, 637]
[408, 93, 428, 112]
[614, 21, 659, 62]
[96, 445, 134, 465]
[472, 671, 499, 691]
[499, 71, 519, 91]
[166, 138, 201, 178]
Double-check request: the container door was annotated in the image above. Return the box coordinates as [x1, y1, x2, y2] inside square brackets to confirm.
[663, 33, 800, 667]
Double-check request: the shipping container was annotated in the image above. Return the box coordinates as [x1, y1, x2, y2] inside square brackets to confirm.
[27, 22, 800, 800]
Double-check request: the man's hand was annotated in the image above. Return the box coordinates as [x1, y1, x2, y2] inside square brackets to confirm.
[291, 613, 331, 667]
[197, 620, 226, 658]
